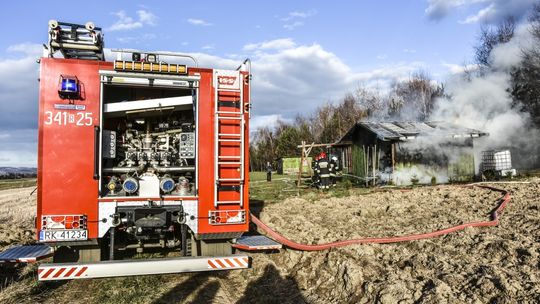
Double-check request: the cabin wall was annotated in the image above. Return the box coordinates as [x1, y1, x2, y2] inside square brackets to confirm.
[392, 138, 475, 185]
[339, 129, 477, 186]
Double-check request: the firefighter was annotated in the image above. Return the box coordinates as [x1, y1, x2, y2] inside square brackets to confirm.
[315, 152, 330, 189]
[329, 155, 339, 187]
[266, 161, 273, 182]
[311, 157, 320, 185]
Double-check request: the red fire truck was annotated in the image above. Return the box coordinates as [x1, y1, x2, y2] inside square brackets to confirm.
[0, 20, 281, 280]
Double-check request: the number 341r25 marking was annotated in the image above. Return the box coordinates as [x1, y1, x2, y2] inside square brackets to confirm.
[44, 111, 93, 126]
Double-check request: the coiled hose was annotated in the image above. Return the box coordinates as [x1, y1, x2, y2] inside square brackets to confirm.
[249, 184, 511, 251]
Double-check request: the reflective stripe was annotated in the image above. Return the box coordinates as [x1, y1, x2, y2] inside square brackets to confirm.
[207, 257, 249, 269]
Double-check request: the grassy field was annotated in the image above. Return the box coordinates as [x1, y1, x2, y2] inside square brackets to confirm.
[0, 175, 538, 302]
[0, 179, 36, 191]
[249, 171, 371, 203]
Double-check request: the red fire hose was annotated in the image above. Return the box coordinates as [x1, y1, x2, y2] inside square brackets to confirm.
[249, 185, 511, 251]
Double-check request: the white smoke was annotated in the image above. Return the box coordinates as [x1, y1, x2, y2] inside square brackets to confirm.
[376, 21, 539, 185]
[430, 22, 540, 170]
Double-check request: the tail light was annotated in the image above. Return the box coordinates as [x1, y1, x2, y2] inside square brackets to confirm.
[209, 210, 246, 225]
[41, 215, 87, 230]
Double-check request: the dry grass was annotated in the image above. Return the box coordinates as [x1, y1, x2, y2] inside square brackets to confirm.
[0, 187, 37, 301]
[0, 181, 538, 303]
[0, 187, 36, 251]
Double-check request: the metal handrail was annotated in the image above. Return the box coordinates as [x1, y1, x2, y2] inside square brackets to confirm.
[110, 49, 199, 67]
[236, 58, 251, 74]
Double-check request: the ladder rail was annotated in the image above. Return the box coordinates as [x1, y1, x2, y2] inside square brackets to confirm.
[239, 80, 245, 208]
[214, 70, 246, 208]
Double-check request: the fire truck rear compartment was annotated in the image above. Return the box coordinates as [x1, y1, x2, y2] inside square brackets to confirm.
[100, 85, 197, 198]
[99, 81, 196, 251]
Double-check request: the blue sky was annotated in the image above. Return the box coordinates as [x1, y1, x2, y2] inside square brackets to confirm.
[0, 0, 537, 166]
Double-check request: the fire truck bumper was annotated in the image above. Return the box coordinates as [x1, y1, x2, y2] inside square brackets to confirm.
[37, 255, 251, 281]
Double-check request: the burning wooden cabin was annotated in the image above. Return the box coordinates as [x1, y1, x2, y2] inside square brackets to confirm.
[336, 121, 488, 185]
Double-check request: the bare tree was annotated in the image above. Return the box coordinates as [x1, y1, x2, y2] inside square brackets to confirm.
[391, 70, 443, 120]
[474, 17, 516, 69]
[511, 3, 540, 127]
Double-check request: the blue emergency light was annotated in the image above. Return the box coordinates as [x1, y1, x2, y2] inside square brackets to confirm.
[61, 78, 77, 92]
[58, 75, 80, 99]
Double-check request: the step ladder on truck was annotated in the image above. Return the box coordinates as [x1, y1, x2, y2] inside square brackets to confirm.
[0, 20, 281, 281]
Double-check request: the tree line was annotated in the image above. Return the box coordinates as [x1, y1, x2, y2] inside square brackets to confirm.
[250, 72, 445, 171]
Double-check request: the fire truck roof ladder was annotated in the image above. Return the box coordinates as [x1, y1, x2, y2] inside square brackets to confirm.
[47, 20, 104, 61]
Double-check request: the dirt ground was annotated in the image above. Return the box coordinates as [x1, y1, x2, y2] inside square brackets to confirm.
[0, 181, 539, 303]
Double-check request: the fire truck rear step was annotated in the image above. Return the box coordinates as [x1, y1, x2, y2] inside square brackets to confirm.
[233, 235, 282, 251]
[38, 255, 251, 281]
[0, 244, 53, 263]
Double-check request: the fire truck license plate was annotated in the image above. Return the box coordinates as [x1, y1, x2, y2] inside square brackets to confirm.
[39, 230, 88, 242]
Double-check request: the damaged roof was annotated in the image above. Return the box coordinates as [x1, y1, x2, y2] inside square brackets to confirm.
[339, 121, 488, 142]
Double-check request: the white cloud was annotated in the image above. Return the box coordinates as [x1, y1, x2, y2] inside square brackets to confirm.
[376, 54, 388, 60]
[0, 40, 426, 166]
[187, 18, 213, 26]
[281, 9, 317, 21]
[403, 48, 417, 53]
[280, 9, 316, 30]
[0, 55, 39, 130]
[201, 45, 215, 50]
[116, 33, 157, 44]
[425, 0, 474, 20]
[243, 38, 296, 51]
[442, 62, 480, 74]
[137, 10, 157, 26]
[108, 10, 157, 31]
[189, 40, 425, 119]
[0, 45, 40, 167]
[0, 129, 37, 167]
[284, 21, 304, 30]
[459, 3, 495, 24]
[7, 43, 42, 57]
[250, 115, 286, 131]
[426, 0, 536, 24]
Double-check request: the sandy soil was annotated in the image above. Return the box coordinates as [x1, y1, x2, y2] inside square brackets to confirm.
[0, 182, 539, 303]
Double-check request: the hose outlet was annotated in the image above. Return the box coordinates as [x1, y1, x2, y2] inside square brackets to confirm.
[122, 177, 139, 194]
[160, 177, 176, 193]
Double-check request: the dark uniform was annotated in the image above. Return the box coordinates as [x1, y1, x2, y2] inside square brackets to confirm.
[316, 157, 331, 189]
[266, 162, 272, 182]
[329, 156, 338, 187]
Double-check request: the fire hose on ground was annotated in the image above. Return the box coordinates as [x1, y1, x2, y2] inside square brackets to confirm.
[248, 184, 512, 251]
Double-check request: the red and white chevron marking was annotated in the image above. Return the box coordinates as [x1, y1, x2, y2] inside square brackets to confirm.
[207, 257, 249, 269]
[38, 266, 88, 280]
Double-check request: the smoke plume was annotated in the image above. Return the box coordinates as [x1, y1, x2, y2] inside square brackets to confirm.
[430, 22, 540, 170]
